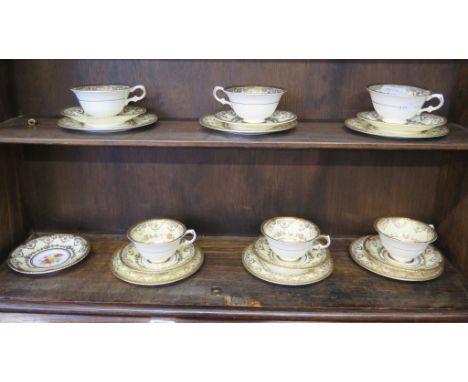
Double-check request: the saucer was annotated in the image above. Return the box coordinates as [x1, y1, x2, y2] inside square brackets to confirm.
[58, 113, 158, 133]
[344, 118, 449, 139]
[199, 115, 297, 135]
[119, 241, 195, 273]
[111, 244, 203, 286]
[8, 234, 90, 275]
[242, 244, 333, 286]
[214, 110, 297, 128]
[357, 111, 446, 133]
[364, 235, 443, 270]
[61, 106, 146, 128]
[349, 236, 444, 282]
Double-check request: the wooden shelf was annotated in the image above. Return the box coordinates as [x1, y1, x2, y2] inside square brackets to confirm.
[0, 234, 467, 322]
[0, 117, 467, 150]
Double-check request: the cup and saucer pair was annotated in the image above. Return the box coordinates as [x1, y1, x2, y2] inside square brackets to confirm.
[345, 84, 449, 139]
[111, 218, 203, 286]
[349, 217, 444, 281]
[200, 85, 297, 135]
[242, 217, 334, 286]
[58, 84, 158, 133]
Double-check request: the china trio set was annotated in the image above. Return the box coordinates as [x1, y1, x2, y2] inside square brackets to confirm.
[9, 82, 448, 285]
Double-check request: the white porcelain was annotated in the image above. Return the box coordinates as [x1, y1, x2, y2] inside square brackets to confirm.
[213, 85, 285, 123]
[58, 113, 158, 133]
[127, 218, 196, 263]
[199, 115, 297, 135]
[61, 105, 146, 128]
[367, 84, 444, 124]
[71, 84, 146, 118]
[357, 111, 446, 133]
[374, 217, 437, 262]
[260, 217, 331, 262]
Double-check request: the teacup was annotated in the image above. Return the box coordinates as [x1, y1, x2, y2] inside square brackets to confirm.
[260, 217, 331, 262]
[213, 85, 285, 123]
[374, 217, 437, 262]
[127, 218, 196, 263]
[71, 84, 146, 118]
[367, 84, 444, 124]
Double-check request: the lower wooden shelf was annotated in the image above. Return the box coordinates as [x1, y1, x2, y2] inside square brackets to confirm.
[0, 234, 467, 322]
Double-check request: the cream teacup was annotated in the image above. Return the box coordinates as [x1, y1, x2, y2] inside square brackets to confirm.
[260, 217, 331, 262]
[374, 217, 437, 262]
[213, 85, 285, 123]
[367, 84, 444, 124]
[71, 84, 146, 118]
[127, 218, 196, 263]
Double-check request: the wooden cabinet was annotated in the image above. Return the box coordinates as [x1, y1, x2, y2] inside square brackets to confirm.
[0, 60, 467, 322]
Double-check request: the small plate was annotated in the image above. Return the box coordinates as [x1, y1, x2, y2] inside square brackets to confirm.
[242, 244, 333, 286]
[349, 236, 444, 282]
[345, 117, 449, 139]
[58, 113, 158, 133]
[199, 115, 297, 135]
[61, 106, 147, 128]
[111, 245, 203, 286]
[214, 110, 297, 129]
[8, 234, 90, 275]
[357, 111, 446, 133]
[119, 241, 195, 273]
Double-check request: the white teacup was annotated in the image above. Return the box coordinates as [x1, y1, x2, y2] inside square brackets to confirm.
[127, 218, 196, 263]
[260, 217, 331, 262]
[71, 84, 146, 118]
[213, 85, 285, 123]
[374, 217, 437, 263]
[367, 84, 444, 124]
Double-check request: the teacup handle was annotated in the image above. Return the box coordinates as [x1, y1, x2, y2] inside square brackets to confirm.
[419, 93, 444, 114]
[311, 234, 331, 250]
[126, 84, 147, 105]
[213, 86, 232, 106]
[181, 229, 197, 246]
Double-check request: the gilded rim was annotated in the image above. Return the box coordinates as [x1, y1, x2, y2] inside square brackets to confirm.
[71, 84, 130, 92]
[373, 217, 438, 244]
[7, 234, 91, 275]
[366, 84, 430, 97]
[199, 115, 297, 135]
[224, 85, 286, 95]
[127, 218, 188, 245]
[348, 236, 444, 282]
[242, 244, 333, 286]
[111, 245, 204, 286]
[260, 216, 321, 244]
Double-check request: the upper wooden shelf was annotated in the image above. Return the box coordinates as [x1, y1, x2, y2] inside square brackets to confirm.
[0, 117, 467, 150]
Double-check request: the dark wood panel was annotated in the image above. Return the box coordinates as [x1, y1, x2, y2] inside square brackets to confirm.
[19, 146, 448, 237]
[11, 60, 458, 121]
[0, 60, 15, 122]
[1, 118, 468, 150]
[0, 235, 466, 322]
[449, 61, 468, 126]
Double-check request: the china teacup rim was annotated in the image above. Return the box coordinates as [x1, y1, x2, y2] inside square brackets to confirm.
[127, 218, 188, 245]
[366, 83, 431, 97]
[224, 84, 286, 95]
[373, 217, 438, 244]
[71, 84, 131, 92]
[260, 216, 321, 243]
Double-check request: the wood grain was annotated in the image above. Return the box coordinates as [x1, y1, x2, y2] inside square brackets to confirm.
[0, 60, 15, 122]
[0, 234, 466, 322]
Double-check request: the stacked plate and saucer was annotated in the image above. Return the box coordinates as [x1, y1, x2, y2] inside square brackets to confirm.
[58, 84, 158, 133]
[111, 218, 203, 286]
[345, 84, 449, 139]
[242, 217, 334, 286]
[200, 85, 297, 135]
[349, 217, 444, 281]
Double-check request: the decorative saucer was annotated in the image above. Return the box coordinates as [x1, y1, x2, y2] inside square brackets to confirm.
[58, 113, 158, 133]
[364, 235, 443, 270]
[119, 241, 195, 273]
[61, 106, 147, 128]
[344, 118, 449, 139]
[253, 236, 328, 275]
[214, 110, 297, 129]
[357, 111, 446, 133]
[111, 244, 203, 286]
[242, 244, 333, 286]
[199, 115, 297, 135]
[8, 234, 90, 275]
[349, 236, 444, 282]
